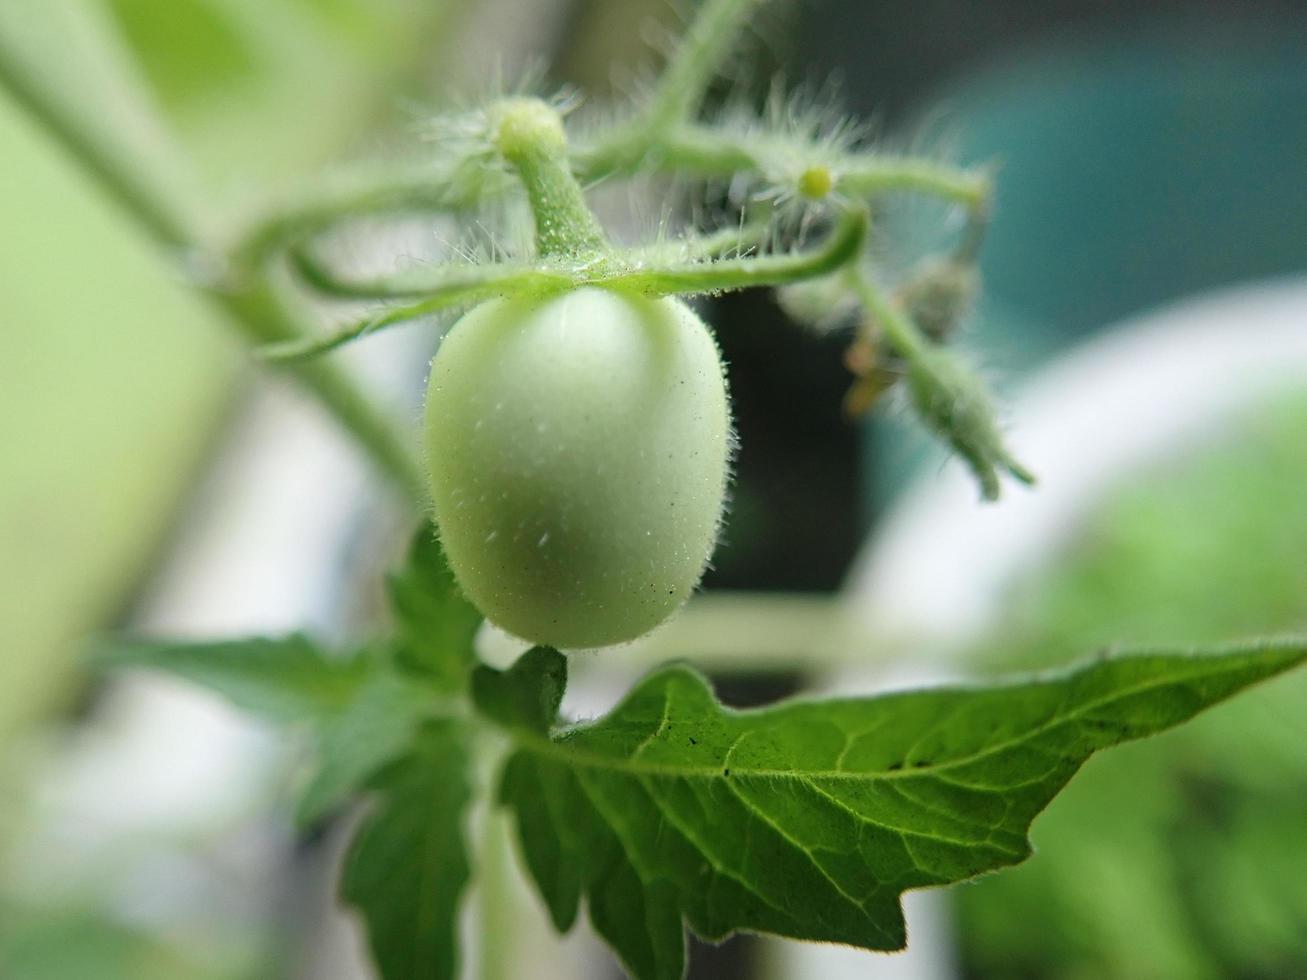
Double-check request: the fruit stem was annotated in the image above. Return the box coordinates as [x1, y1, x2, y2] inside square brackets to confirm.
[493, 98, 607, 261]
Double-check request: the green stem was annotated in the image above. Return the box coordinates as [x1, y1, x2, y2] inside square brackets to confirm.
[262, 264, 574, 361]
[221, 282, 427, 498]
[847, 266, 927, 360]
[232, 165, 467, 270]
[289, 244, 573, 302]
[848, 267, 1033, 499]
[839, 157, 992, 210]
[493, 99, 607, 260]
[273, 209, 865, 359]
[578, 123, 991, 211]
[0, 16, 195, 250]
[643, 0, 768, 132]
[663, 214, 773, 259]
[477, 809, 514, 980]
[607, 207, 867, 295]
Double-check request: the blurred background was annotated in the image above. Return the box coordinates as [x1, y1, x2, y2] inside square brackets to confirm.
[3, 1, 1306, 978]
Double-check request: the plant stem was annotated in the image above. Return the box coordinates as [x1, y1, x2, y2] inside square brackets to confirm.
[221, 283, 427, 497]
[839, 157, 992, 210]
[232, 165, 467, 269]
[572, 0, 764, 178]
[0, 20, 195, 251]
[847, 266, 927, 360]
[289, 246, 574, 302]
[260, 264, 575, 362]
[273, 210, 865, 358]
[493, 98, 607, 260]
[608, 207, 867, 295]
[849, 267, 1033, 498]
[476, 809, 514, 980]
[580, 123, 991, 211]
[643, 0, 769, 132]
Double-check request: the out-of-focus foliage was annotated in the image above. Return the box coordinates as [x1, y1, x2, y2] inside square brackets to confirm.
[0, 92, 230, 737]
[0, 5, 472, 976]
[104, 0, 466, 183]
[0, 0, 465, 737]
[98, 525, 478, 978]
[958, 389, 1307, 980]
[0, 905, 249, 980]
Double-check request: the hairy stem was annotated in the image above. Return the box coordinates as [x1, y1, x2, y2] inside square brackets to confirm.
[494, 98, 607, 259]
[609, 207, 867, 295]
[849, 268, 1033, 499]
[221, 282, 427, 497]
[232, 165, 468, 270]
[847, 267, 928, 361]
[0, 14, 195, 250]
[289, 245, 575, 302]
[643, 0, 768, 131]
[839, 157, 992, 210]
[577, 122, 991, 213]
[263, 263, 576, 361]
[274, 209, 865, 359]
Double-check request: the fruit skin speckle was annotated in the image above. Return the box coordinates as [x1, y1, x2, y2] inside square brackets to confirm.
[424, 286, 732, 649]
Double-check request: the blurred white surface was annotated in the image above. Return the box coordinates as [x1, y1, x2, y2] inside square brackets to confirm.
[847, 276, 1307, 659]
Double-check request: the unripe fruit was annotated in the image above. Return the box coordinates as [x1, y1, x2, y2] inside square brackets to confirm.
[424, 287, 731, 649]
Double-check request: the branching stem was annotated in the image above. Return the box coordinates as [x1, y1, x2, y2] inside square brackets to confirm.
[232, 166, 467, 271]
[272, 209, 867, 362]
[847, 266, 928, 361]
[579, 123, 991, 211]
[607, 207, 867, 295]
[643, 0, 769, 132]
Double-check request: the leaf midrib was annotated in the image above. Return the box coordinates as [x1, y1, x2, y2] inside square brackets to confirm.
[516, 655, 1290, 784]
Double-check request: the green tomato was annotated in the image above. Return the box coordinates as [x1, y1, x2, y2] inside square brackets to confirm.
[424, 286, 732, 649]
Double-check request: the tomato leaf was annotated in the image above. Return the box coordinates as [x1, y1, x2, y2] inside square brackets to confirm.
[341, 721, 473, 980]
[471, 646, 567, 734]
[388, 524, 481, 690]
[96, 634, 371, 724]
[296, 667, 443, 827]
[497, 640, 1307, 980]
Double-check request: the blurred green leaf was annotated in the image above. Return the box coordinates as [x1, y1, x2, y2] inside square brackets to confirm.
[102, 0, 471, 185]
[388, 526, 482, 690]
[296, 667, 440, 826]
[106, 0, 258, 113]
[0, 905, 243, 980]
[98, 634, 370, 724]
[499, 641, 1306, 980]
[471, 646, 567, 735]
[0, 96, 231, 737]
[341, 721, 473, 980]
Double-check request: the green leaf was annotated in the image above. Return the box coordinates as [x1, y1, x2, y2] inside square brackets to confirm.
[341, 721, 473, 980]
[97, 634, 370, 724]
[498, 640, 1307, 980]
[471, 646, 567, 734]
[296, 667, 441, 827]
[388, 525, 481, 690]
